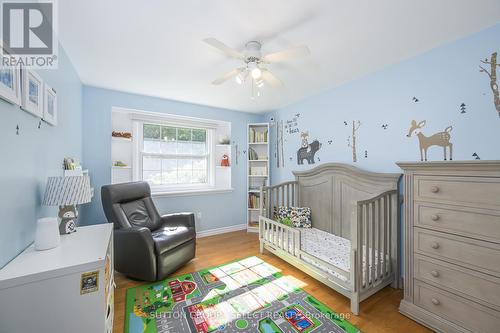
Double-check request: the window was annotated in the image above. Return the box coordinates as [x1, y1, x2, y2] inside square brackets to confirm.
[139, 123, 212, 190]
[113, 107, 231, 195]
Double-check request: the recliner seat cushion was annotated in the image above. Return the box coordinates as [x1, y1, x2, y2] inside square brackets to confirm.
[151, 226, 195, 255]
[156, 239, 196, 280]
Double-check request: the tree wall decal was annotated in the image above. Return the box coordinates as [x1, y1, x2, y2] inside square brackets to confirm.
[347, 120, 361, 162]
[479, 52, 500, 118]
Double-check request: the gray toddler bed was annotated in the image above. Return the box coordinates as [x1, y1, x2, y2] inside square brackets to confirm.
[258, 163, 401, 315]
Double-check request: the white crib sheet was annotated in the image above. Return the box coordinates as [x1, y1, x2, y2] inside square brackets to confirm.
[297, 228, 387, 285]
[300, 228, 350, 275]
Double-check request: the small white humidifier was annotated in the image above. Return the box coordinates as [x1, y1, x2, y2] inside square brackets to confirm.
[35, 217, 61, 251]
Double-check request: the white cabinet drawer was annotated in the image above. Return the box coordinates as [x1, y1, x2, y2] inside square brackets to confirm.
[415, 203, 500, 243]
[414, 254, 500, 309]
[414, 228, 500, 277]
[414, 281, 500, 333]
[414, 176, 500, 210]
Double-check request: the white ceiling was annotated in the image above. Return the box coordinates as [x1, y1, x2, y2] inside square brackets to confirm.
[59, 0, 500, 113]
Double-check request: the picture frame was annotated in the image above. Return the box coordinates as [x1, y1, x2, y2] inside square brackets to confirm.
[80, 270, 99, 295]
[0, 44, 22, 105]
[43, 83, 57, 126]
[21, 68, 43, 118]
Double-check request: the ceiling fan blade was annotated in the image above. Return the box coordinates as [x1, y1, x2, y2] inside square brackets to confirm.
[261, 69, 283, 87]
[212, 67, 245, 85]
[262, 45, 310, 64]
[203, 38, 244, 60]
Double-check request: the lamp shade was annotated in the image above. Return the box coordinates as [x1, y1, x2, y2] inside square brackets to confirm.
[43, 175, 92, 206]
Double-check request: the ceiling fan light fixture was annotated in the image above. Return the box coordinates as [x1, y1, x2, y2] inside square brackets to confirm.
[205, 37, 306, 90]
[251, 67, 262, 79]
[235, 74, 243, 85]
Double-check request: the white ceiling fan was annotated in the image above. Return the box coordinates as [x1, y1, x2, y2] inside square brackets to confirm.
[203, 38, 310, 93]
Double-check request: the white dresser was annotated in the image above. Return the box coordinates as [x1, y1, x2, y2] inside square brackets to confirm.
[0, 224, 114, 333]
[397, 161, 500, 333]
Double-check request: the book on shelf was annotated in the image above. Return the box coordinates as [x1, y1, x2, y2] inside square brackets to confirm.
[248, 221, 259, 227]
[248, 193, 260, 209]
[248, 193, 267, 209]
[250, 166, 268, 176]
[248, 147, 258, 160]
[249, 128, 268, 143]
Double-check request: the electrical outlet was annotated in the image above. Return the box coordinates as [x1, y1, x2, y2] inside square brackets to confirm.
[197, 212, 202, 220]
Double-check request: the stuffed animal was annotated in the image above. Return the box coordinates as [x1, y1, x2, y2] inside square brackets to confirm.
[221, 154, 230, 167]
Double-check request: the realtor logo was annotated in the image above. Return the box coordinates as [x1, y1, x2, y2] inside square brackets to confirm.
[1, 1, 58, 68]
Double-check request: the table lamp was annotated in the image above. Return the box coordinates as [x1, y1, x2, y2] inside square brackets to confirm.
[42, 175, 92, 234]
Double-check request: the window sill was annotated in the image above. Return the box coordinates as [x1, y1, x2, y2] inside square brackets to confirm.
[152, 188, 234, 198]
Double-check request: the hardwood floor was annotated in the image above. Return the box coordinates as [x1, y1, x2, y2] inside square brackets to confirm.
[114, 230, 430, 333]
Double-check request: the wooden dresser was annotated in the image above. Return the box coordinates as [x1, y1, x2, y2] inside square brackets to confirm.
[397, 161, 500, 333]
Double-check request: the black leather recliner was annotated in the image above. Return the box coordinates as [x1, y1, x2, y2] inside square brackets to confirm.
[101, 181, 196, 281]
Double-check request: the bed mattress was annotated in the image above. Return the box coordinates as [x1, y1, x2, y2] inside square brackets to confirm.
[299, 228, 351, 281]
[281, 228, 386, 285]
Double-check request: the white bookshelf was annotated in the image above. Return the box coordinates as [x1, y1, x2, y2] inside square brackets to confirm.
[247, 123, 270, 233]
[111, 111, 133, 184]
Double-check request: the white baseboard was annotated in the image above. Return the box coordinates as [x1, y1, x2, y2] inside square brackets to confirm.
[196, 224, 247, 238]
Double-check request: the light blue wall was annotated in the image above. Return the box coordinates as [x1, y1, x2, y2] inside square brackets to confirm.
[263, 23, 500, 277]
[3, 22, 499, 269]
[266, 23, 500, 184]
[80, 86, 263, 231]
[0, 46, 83, 268]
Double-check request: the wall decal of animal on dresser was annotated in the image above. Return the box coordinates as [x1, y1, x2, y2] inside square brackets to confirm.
[407, 120, 453, 161]
[297, 131, 322, 164]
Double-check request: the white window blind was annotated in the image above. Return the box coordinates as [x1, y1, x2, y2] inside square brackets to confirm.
[138, 123, 213, 191]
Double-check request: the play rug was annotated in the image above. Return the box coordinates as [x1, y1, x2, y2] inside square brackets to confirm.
[125, 256, 360, 333]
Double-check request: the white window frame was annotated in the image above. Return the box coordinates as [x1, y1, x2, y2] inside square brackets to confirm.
[131, 113, 217, 195]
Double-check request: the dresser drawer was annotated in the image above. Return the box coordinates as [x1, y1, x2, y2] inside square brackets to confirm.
[414, 176, 500, 209]
[414, 254, 500, 309]
[414, 281, 500, 333]
[414, 228, 500, 277]
[415, 203, 500, 243]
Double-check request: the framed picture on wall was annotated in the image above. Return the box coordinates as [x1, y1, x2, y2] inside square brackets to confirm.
[43, 84, 57, 126]
[21, 69, 43, 118]
[0, 45, 21, 105]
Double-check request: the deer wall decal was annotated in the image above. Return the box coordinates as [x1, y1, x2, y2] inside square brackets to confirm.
[406, 120, 453, 161]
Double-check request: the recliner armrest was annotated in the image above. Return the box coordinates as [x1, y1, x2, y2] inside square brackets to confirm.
[160, 212, 196, 230]
[114, 227, 157, 281]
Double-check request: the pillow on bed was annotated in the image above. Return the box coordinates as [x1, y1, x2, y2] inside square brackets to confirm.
[289, 207, 312, 228]
[275, 206, 312, 228]
[274, 206, 289, 221]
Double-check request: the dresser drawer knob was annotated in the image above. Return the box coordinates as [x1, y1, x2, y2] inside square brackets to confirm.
[431, 242, 440, 249]
[430, 186, 440, 193]
[430, 270, 440, 277]
[431, 214, 440, 221]
[431, 298, 440, 305]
